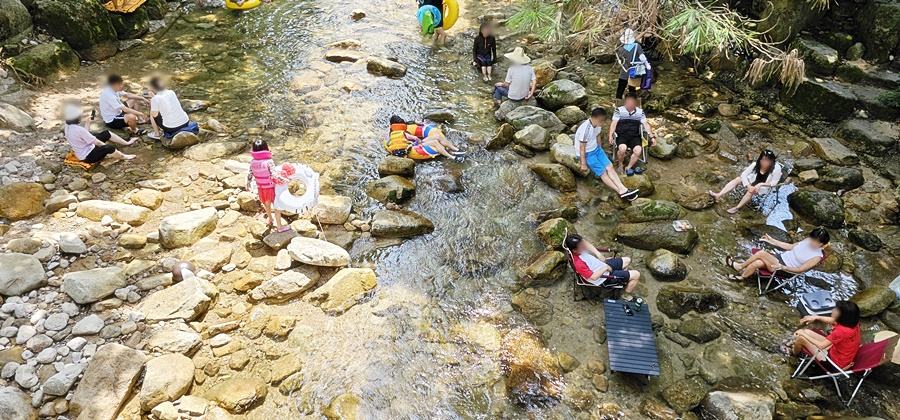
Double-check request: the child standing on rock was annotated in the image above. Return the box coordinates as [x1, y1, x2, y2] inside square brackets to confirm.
[247, 140, 290, 232]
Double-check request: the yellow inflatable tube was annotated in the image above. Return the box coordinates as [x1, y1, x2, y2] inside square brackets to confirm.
[225, 0, 260, 10]
[442, 0, 459, 30]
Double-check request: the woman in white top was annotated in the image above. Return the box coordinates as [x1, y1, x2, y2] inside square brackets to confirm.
[146, 77, 191, 140]
[63, 103, 136, 163]
[725, 228, 829, 281]
[709, 150, 782, 214]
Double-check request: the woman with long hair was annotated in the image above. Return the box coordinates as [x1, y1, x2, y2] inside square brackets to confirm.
[472, 22, 497, 82]
[709, 149, 781, 214]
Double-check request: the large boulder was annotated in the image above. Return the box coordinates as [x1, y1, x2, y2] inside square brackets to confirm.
[324, 394, 360, 420]
[787, 190, 844, 228]
[494, 98, 539, 122]
[287, 237, 350, 267]
[43, 363, 85, 396]
[76, 200, 151, 226]
[623, 200, 681, 223]
[365, 175, 415, 204]
[144, 0, 167, 20]
[537, 79, 587, 111]
[366, 56, 407, 78]
[161, 131, 199, 149]
[61, 267, 126, 304]
[702, 390, 775, 420]
[505, 106, 565, 134]
[32, 0, 118, 61]
[532, 60, 558, 88]
[500, 329, 563, 404]
[486, 123, 516, 150]
[0, 183, 47, 220]
[370, 209, 434, 238]
[0, 386, 37, 420]
[521, 251, 567, 287]
[754, 0, 824, 44]
[678, 318, 720, 343]
[536, 217, 575, 248]
[615, 221, 699, 254]
[647, 249, 687, 282]
[312, 195, 352, 224]
[306, 268, 377, 314]
[0, 103, 34, 132]
[137, 277, 219, 322]
[814, 166, 864, 192]
[850, 286, 895, 317]
[514, 124, 551, 150]
[0, 0, 31, 42]
[656, 286, 727, 319]
[782, 80, 857, 122]
[836, 119, 898, 156]
[849, 229, 882, 252]
[70, 344, 146, 420]
[158, 207, 218, 248]
[791, 37, 839, 75]
[377, 156, 415, 177]
[857, 0, 900, 62]
[140, 353, 194, 411]
[555, 106, 587, 126]
[183, 142, 245, 161]
[0, 253, 46, 296]
[550, 143, 590, 177]
[249, 268, 319, 302]
[204, 378, 267, 414]
[530, 163, 575, 192]
[108, 7, 149, 40]
[809, 137, 859, 165]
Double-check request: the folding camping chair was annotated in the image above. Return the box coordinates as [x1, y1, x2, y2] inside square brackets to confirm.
[562, 229, 626, 302]
[608, 99, 648, 165]
[752, 162, 792, 216]
[752, 247, 827, 296]
[791, 331, 899, 406]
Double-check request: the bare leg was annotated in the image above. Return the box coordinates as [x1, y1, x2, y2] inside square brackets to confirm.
[740, 260, 766, 279]
[106, 132, 135, 146]
[599, 170, 628, 195]
[421, 139, 456, 159]
[627, 146, 642, 170]
[109, 150, 135, 160]
[710, 176, 742, 201]
[620, 257, 632, 269]
[728, 191, 756, 214]
[486, 66, 492, 79]
[149, 115, 161, 137]
[435, 28, 447, 46]
[616, 144, 627, 172]
[125, 99, 148, 123]
[273, 209, 284, 230]
[428, 134, 459, 151]
[792, 331, 828, 361]
[262, 201, 275, 226]
[624, 271, 640, 293]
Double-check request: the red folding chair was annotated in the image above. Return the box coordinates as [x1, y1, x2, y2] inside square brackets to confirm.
[791, 330, 899, 406]
[752, 247, 827, 296]
[562, 228, 626, 302]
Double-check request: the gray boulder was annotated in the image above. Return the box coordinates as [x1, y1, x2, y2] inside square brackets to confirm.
[814, 166, 864, 192]
[61, 267, 126, 304]
[622, 200, 681, 223]
[520, 251, 567, 288]
[857, 0, 900, 62]
[787, 190, 844, 228]
[647, 249, 687, 282]
[494, 97, 538, 121]
[0, 0, 31, 43]
[287, 237, 350, 267]
[0, 103, 34, 132]
[809, 137, 859, 165]
[537, 79, 587, 111]
[615, 221, 699, 254]
[850, 286, 895, 317]
[530, 163, 575, 192]
[76, 200, 151, 226]
[505, 106, 565, 134]
[550, 143, 590, 177]
[0, 253, 46, 296]
[702, 390, 774, 420]
[0, 386, 36, 420]
[370, 209, 434, 238]
[536, 218, 575, 247]
[377, 156, 415, 177]
[159, 207, 217, 248]
[137, 277, 218, 322]
[555, 106, 587, 126]
[32, 0, 118, 61]
[366, 56, 407, 78]
[366, 175, 415, 204]
[791, 37, 838, 75]
[249, 268, 319, 302]
[514, 124, 550, 150]
[108, 6, 149, 39]
[69, 344, 145, 420]
[486, 123, 516, 150]
[656, 286, 727, 319]
[161, 131, 199, 149]
[783, 80, 857, 122]
[836, 119, 897, 156]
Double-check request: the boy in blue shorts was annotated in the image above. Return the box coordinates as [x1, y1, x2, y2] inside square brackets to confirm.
[576, 108, 639, 201]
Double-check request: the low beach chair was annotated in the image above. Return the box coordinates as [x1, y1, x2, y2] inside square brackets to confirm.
[752, 247, 827, 296]
[562, 229, 626, 302]
[608, 98, 648, 166]
[792, 330, 899, 406]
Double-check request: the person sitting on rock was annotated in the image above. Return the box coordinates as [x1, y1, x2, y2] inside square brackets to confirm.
[384, 116, 464, 162]
[576, 108, 638, 201]
[146, 76, 191, 140]
[63, 103, 136, 164]
[99, 74, 149, 137]
[785, 300, 860, 370]
[565, 234, 641, 301]
[493, 47, 535, 108]
[608, 92, 656, 176]
[725, 228, 829, 282]
[709, 149, 781, 214]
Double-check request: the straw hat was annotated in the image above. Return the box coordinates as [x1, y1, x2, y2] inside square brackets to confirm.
[63, 103, 83, 121]
[620, 28, 636, 45]
[504, 47, 531, 65]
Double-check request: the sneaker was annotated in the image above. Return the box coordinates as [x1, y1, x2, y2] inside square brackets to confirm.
[147, 132, 161, 140]
[454, 156, 465, 163]
[620, 189, 639, 200]
[451, 150, 467, 156]
[634, 167, 644, 174]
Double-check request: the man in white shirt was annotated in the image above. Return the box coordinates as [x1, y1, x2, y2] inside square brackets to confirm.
[146, 77, 191, 139]
[99, 74, 149, 137]
[608, 93, 657, 176]
[63, 103, 136, 164]
[493, 47, 536, 107]
[575, 108, 639, 201]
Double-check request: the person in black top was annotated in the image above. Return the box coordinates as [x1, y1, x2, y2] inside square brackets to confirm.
[472, 22, 497, 82]
[419, 0, 447, 46]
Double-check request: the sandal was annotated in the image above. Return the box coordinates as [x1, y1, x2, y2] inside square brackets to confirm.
[634, 167, 643, 174]
[626, 169, 634, 176]
[134, 129, 148, 136]
[724, 256, 739, 272]
[726, 274, 743, 281]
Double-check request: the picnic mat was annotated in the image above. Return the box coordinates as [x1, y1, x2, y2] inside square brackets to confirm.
[64, 151, 96, 170]
[603, 298, 660, 376]
[103, 0, 147, 13]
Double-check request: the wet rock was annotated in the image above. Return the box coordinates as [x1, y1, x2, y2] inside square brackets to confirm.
[486, 123, 516, 150]
[680, 193, 715, 211]
[809, 137, 859, 165]
[424, 109, 454, 122]
[717, 103, 741, 117]
[511, 288, 554, 325]
[530, 163, 575, 192]
[350, 9, 366, 20]
[0, 103, 34, 132]
[42, 363, 85, 396]
[521, 251, 567, 287]
[557, 352, 580, 372]
[849, 230, 882, 251]
[204, 377, 267, 414]
[250, 268, 318, 302]
[366, 56, 407, 78]
[147, 329, 201, 354]
[550, 143, 590, 177]
[0, 183, 48, 221]
[137, 277, 218, 322]
[662, 377, 708, 413]
[505, 106, 565, 134]
[514, 124, 551, 151]
[537, 79, 587, 111]
[677, 318, 720, 343]
[377, 156, 415, 177]
[494, 97, 539, 122]
[814, 166, 864, 192]
[370, 209, 434, 238]
[615, 221, 698, 254]
[306, 268, 376, 313]
[782, 80, 857, 122]
[532, 60, 557, 88]
[555, 106, 587, 126]
[500, 328, 562, 404]
[109, 6, 149, 39]
[850, 286, 895, 317]
[657, 286, 727, 319]
[794, 158, 826, 171]
[263, 229, 299, 251]
[536, 217, 575, 248]
[791, 37, 838, 75]
[703, 390, 774, 420]
[0, 386, 36, 420]
[649, 136, 677, 160]
[313, 195, 352, 225]
[622, 174, 655, 196]
[61, 267, 126, 304]
[184, 142, 245, 161]
[324, 393, 360, 420]
[787, 190, 844, 228]
[76, 200, 151, 226]
[161, 131, 199, 149]
[131, 188, 164, 209]
[836, 119, 898, 156]
[366, 175, 415, 204]
[287, 237, 350, 267]
[70, 344, 146, 420]
[647, 249, 687, 282]
[325, 49, 364, 63]
[0, 253, 46, 296]
[623, 200, 681, 223]
[159, 207, 218, 248]
[857, 0, 900, 62]
[140, 354, 194, 411]
[32, 0, 118, 61]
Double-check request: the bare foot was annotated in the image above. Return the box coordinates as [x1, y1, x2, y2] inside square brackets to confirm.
[618, 165, 625, 173]
[727, 207, 739, 214]
[709, 190, 720, 201]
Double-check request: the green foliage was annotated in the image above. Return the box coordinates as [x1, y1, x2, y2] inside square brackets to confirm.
[507, 0, 563, 42]
[877, 88, 900, 109]
[661, 6, 758, 59]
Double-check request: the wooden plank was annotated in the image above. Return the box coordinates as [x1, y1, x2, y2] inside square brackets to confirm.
[603, 299, 661, 376]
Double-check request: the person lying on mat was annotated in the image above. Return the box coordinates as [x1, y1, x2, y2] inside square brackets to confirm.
[784, 300, 860, 369]
[564, 234, 641, 301]
[725, 228, 829, 281]
[63, 103, 136, 164]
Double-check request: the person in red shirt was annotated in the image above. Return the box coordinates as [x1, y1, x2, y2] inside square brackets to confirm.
[790, 300, 861, 370]
[564, 234, 641, 301]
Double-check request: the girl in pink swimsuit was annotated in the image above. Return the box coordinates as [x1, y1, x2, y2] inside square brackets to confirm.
[247, 140, 290, 232]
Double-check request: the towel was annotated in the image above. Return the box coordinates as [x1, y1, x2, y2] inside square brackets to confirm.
[104, 0, 147, 13]
[64, 151, 96, 170]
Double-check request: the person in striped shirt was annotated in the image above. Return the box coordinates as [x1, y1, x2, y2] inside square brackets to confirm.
[608, 93, 657, 176]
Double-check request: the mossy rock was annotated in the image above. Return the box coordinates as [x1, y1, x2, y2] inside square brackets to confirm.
[677, 318, 720, 343]
[623, 200, 681, 223]
[108, 8, 149, 40]
[615, 221, 699, 254]
[656, 286, 727, 319]
[521, 250, 567, 287]
[365, 175, 415, 204]
[144, 0, 167, 20]
[848, 229, 882, 252]
[787, 190, 844, 228]
[536, 217, 574, 248]
[814, 166, 864, 192]
[530, 163, 576, 192]
[6, 41, 79, 80]
[850, 286, 896, 317]
[0, 0, 32, 42]
[32, 0, 118, 61]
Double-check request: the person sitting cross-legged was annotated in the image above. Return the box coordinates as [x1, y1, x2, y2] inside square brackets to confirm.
[565, 234, 641, 301]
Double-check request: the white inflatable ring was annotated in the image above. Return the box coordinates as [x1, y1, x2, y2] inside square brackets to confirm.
[273, 163, 320, 214]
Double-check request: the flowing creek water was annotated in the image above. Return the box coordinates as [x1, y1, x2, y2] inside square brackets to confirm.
[8, 0, 900, 418]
